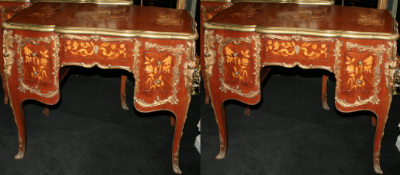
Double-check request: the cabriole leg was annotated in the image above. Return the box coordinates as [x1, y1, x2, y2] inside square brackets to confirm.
[43, 105, 49, 116]
[373, 108, 390, 174]
[244, 105, 250, 116]
[171, 109, 188, 174]
[322, 75, 329, 110]
[9, 96, 26, 159]
[120, 75, 129, 110]
[210, 98, 228, 159]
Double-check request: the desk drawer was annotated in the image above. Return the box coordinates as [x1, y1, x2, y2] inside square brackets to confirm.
[223, 43, 254, 84]
[342, 52, 377, 92]
[216, 34, 261, 98]
[64, 40, 128, 61]
[140, 52, 175, 92]
[15, 34, 60, 98]
[265, 40, 330, 61]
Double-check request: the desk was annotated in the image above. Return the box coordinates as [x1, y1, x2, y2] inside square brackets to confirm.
[0, 0, 133, 109]
[203, 2, 398, 173]
[2, 2, 197, 174]
[200, 0, 335, 114]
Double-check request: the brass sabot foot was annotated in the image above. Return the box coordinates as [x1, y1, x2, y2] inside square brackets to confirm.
[172, 164, 182, 174]
[14, 151, 25, 159]
[215, 151, 226, 159]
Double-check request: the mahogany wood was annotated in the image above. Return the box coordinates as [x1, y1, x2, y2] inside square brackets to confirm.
[2, 3, 197, 174]
[322, 74, 329, 110]
[203, 3, 398, 174]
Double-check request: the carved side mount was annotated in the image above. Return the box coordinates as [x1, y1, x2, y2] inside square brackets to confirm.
[184, 41, 197, 97]
[3, 30, 15, 82]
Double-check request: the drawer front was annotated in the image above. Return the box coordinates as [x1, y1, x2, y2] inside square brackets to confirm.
[140, 52, 175, 92]
[17, 35, 60, 98]
[64, 40, 128, 61]
[133, 40, 186, 108]
[335, 41, 386, 108]
[342, 52, 377, 92]
[265, 40, 330, 61]
[217, 34, 261, 98]
[223, 43, 254, 84]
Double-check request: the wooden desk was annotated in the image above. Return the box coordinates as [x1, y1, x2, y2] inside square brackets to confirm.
[0, 0, 133, 108]
[200, 0, 335, 108]
[203, 2, 398, 174]
[2, 2, 197, 174]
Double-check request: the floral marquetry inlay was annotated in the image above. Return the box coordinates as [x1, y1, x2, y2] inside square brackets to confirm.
[23, 46, 50, 82]
[27, 4, 63, 19]
[142, 54, 174, 91]
[224, 45, 251, 82]
[344, 54, 375, 91]
[64, 40, 128, 60]
[216, 34, 261, 98]
[133, 41, 185, 108]
[15, 34, 60, 98]
[266, 40, 329, 60]
[156, 11, 183, 26]
[229, 4, 263, 19]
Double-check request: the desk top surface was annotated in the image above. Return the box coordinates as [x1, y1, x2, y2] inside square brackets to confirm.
[204, 2, 398, 40]
[3, 2, 198, 40]
[0, 0, 133, 5]
[200, 0, 334, 5]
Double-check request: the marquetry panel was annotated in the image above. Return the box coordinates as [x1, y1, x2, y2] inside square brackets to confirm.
[342, 52, 377, 92]
[140, 52, 175, 92]
[223, 43, 254, 84]
[64, 40, 128, 61]
[265, 40, 330, 61]
[15, 34, 60, 98]
[216, 34, 261, 98]
[22, 43, 54, 85]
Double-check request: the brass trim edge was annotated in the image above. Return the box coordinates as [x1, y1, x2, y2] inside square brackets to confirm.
[262, 62, 333, 72]
[203, 19, 399, 40]
[61, 62, 131, 72]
